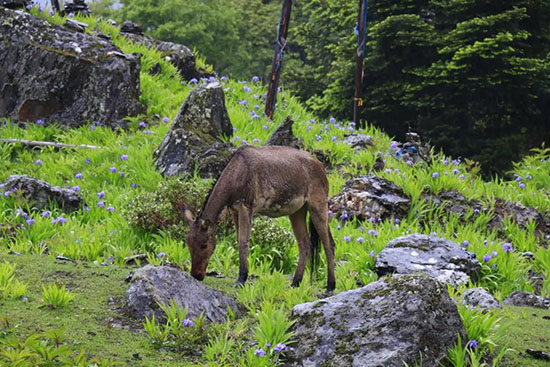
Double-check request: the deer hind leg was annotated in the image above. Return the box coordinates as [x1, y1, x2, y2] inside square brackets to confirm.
[235, 204, 252, 287]
[289, 206, 310, 287]
[309, 203, 336, 292]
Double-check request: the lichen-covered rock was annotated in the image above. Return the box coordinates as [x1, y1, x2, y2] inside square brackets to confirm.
[123, 33, 202, 81]
[329, 175, 410, 222]
[0, 8, 142, 127]
[126, 265, 238, 322]
[2, 175, 85, 212]
[462, 287, 502, 311]
[503, 290, 549, 309]
[375, 234, 480, 286]
[489, 198, 550, 239]
[265, 116, 304, 149]
[422, 191, 550, 239]
[343, 134, 373, 149]
[154, 82, 235, 178]
[287, 274, 465, 367]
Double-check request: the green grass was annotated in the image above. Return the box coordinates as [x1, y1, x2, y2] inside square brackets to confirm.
[2, 7, 550, 367]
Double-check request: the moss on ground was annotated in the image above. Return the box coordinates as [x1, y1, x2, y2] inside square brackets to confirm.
[0, 253, 233, 366]
[499, 306, 550, 367]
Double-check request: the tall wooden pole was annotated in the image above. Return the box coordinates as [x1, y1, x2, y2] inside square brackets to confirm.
[51, 0, 61, 12]
[265, 0, 293, 120]
[354, 0, 367, 127]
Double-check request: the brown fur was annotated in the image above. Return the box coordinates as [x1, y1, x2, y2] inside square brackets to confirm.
[185, 145, 335, 291]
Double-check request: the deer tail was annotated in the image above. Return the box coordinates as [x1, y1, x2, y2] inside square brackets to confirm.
[308, 216, 320, 283]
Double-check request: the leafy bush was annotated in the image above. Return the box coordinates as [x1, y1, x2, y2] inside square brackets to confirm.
[42, 283, 75, 309]
[0, 262, 27, 300]
[124, 176, 212, 239]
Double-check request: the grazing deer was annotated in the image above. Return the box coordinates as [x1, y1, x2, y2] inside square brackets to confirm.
[184, 145, 336, 291]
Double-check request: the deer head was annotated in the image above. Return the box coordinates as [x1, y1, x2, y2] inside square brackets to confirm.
[184, 209, 216, 281]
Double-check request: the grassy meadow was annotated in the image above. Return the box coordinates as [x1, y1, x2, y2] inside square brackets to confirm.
[1, 7, 550, 367]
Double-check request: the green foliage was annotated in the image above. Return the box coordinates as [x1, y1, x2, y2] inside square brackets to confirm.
[0, 262, 27, 300]
[143, 300, 209, 354]
[124, 176, 212, 239]
[42, 283, 75, 309]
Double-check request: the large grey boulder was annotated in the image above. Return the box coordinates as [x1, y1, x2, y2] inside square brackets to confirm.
[154, 82, 235, 178]
[126, 265, 238, 322]
[375, 234, 480, 286]
[2, 175, 85, 212]
[503, 290, 549, 309]
[329, 175, 410, 222]
[123, 33, 202, 81]
[461, 287, 502, 311]
[0, 8, 142, 127]
[287, 274, 465, 367]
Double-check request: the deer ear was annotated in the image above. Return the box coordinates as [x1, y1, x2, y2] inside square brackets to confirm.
[183, 208, 195, 226]
[200, 219, 210, 230]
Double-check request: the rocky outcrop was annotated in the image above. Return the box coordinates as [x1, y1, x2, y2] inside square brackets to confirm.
[461, 288, 502, 311]
[287, 274, 465, 367]
[343, 134, 373, 149]
[266, 116, 304, 149]
[503, 290, 549, 309]
[154, 82, 235, 178]
[375, 234, 480, 286]
[489, 198, 550, 238]
[2, 175, 85, 212]
[123, 32, 202, 81]
[329, 175, 410, 222]
[0, 8, 143, 128]
[126, 265, 238, 322]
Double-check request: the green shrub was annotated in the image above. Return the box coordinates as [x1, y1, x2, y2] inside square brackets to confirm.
[42, 283, 75, 309]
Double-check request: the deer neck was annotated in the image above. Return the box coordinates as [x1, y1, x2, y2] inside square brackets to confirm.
[201, 184, 231, 223]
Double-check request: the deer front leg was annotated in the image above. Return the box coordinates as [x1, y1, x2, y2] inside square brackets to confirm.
[235, 205, 252, 287]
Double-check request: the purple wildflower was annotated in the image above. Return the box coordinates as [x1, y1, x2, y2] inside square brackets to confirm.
[41, 211, 51, 218]
[331, 136, 337, 142]
[72, 185, 80, 192]
[48, 8, 54, 16]
[369, 250, 375, 257]
[519, 182, 526, 189]
[109, 167, 117, 173]
[343, 236, 351, 243]
[85, 157, 90, 164]
[329, 117, 336, 124]
[51, 216, 67, 225]
[120, 154, 128, 161]
[238, 99, 248, 106]
[368, 229, 378, 237]
[97, 191, 105, 199]
[106, 205, 115, 212]
[26, 4, 33, 10]
[157, 252, 167, 258]
[274, 344, 287, 353]
[75, 172, 83, 180]
[461, 240, 470, 247]
[482, 254, 492, 262]
[467, 340, 479, 349]
[26, 218, 35, 226]
[432, 172, 439, 178]
[182, 318, 194, 327]
[356, 237, 364, 243]
[139, 121, 147, 128]
[162, 116, 170, 123]
[36, 119, 44, 125]
[131, 183, 137, 189]
[243, 86, 251, 92]
[189, 78, 198, 84]
[502, 242, 514, 253]
[254, 348, 265, 357]
[35, 159, 43, 166]
[97, 201, 105, 208]
[119, 172, 125, 178]
[252, 76, 260, 82]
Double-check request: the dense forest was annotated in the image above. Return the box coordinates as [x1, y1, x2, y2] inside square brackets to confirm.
[91, 0, 550, 176]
